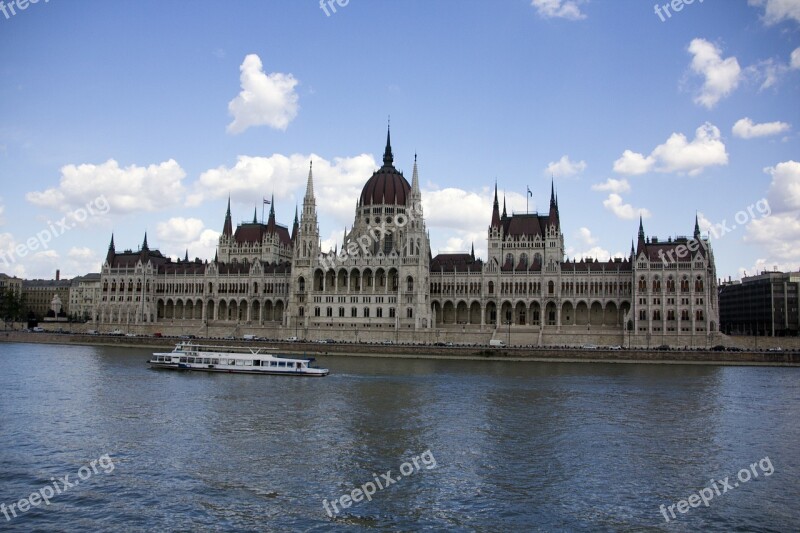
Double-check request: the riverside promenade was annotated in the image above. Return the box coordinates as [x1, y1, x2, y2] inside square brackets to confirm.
[2, 331, 798, 366]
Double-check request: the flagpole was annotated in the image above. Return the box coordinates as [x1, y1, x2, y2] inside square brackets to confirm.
[262, 199, 265, 224]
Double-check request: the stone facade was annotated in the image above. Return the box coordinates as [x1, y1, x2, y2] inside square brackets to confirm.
[94, 130, 720, 346]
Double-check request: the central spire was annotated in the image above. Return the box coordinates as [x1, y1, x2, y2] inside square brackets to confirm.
[383, 122, 393, 167]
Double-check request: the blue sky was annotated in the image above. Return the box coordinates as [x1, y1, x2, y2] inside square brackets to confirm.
[0, 0, 798, 281]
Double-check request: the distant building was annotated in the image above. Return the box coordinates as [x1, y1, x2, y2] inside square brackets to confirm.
[22, 274, 72, 320]
[69, 273, 101, 322]
[0, 273, 23, 295]
[719, 271, 800, 337]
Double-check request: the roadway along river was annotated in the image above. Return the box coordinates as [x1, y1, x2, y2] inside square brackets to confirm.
[0, 342, 797, 531]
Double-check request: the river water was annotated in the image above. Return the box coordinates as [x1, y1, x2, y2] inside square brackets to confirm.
[0, 342, 797, 532]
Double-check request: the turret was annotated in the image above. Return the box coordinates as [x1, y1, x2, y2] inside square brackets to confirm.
[223, 196, 233, 237]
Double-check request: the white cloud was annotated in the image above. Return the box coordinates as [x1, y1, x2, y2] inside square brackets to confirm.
[188, 153, 377, 226]
[545, 155, 587, 178]
[577, 227, 597, 246]
[531, 0, 586, 20]
[591, 178, 630, 194]
[753, 58, 789, 90]
[154, 217, 220, 261]
[744, 213, 800, 261]
[765, 160, 800, 213]
[733, 117, 791, 139]
[749, 0, 800, 25]
[687, 38, 742, 108]
[26, 159, 186, 215]
[156, 217, 205, 244]
[602, 193, 651, 220]
[227, 54, 299, 134]
[65, 247, 102, 277]
[613, 150, 654, 175]
[0, 197, 5, 225]
[613, 123, 728, 176]
[792, 47, 800, 69]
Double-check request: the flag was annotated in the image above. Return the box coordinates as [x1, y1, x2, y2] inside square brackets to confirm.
[527, 186, 532, 197]
[263, 198, 271, 205]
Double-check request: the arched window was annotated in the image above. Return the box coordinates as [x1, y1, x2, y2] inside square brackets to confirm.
[407, 276, 414, 291]
[383, 232, 393, 254]
[488, 281, 494, 294]
[548, 280, 554, 294]
[519, 253, 529, 268]
[298, 277, 305, 292]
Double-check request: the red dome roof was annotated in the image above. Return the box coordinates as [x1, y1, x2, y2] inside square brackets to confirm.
[360, 167, 411, 206]
[359, 127, 411, 206]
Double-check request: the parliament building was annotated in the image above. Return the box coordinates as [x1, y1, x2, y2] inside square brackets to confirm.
[96, 130, 720, 346]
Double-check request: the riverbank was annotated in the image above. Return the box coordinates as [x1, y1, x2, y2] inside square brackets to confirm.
[1, 331, 799, 366]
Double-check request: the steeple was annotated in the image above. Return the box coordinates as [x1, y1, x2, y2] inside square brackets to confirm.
[502, 196, 507, 219]
[411, 153, 420, 195]
[184, 249, 189, 262]
[382, 122, 394, 167]
[304, 161, 315, 203]
[548, 178, 560, 228]
[223, 196, 233, 236]
[637, 215, 646, 253]
[267, 194, 276, 232]
[491, 181, 501, 228]
[253, 206, 258, 224]
[694, 213, 701, 239]
[291, 205, 299, 242]
[470, 242, 475, 261]
[142, 232, 149, 252]
[106, 233, 115, 264]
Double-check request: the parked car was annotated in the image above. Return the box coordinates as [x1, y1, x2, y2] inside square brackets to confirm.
[286, 336, 298, 342]
[32, 326, 45, 332]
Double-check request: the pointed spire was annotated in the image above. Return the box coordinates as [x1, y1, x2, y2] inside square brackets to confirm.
[223, 196, 233, 236]
[253, 206, 258, 224]
[637, 215, 646, 254]
[106, 233, 115, 263]
[304, 161, 315, 202]
[491, 181, 501, 228]
[411, 152, 420, 195]
[382, 122, 394, 167]
[291, 205, 299, 242]
[470, 242, 475, 261]
[548, 178, 560, 229]
[267, 194, 276, 232]
[142, 232, 149, 251]
[694, 212, 701, 238]
[502, 195, 507, 219]
[184, 249, 189, 262]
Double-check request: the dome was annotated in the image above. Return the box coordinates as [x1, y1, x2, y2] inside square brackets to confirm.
[359, 128, 411, 207]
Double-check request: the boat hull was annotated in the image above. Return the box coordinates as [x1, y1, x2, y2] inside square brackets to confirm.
[148, 361, 329, 376]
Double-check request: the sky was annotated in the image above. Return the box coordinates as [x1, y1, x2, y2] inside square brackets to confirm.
[0, 0, 798, 281]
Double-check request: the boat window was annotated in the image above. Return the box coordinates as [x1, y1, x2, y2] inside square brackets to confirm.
[278, 362, 285, 367]
[253, 360, 260, 367]
[212, 359, 219, 364]
[245, 360, 252, 366]
[179, 357, 187, 363]
[270, 361, 277, 367]
[228, 359, 235, 365]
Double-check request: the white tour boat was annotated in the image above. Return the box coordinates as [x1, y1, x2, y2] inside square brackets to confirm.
[148, 342, 329, 377]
